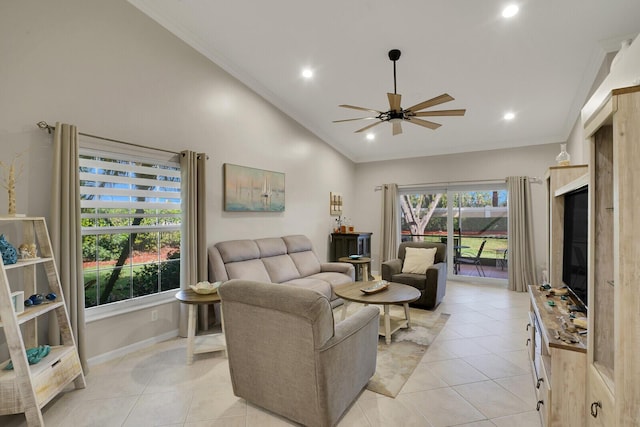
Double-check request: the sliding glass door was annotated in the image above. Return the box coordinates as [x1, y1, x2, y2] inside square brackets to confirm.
[399, 184, 508, 281]
[450, 189, 508, 279]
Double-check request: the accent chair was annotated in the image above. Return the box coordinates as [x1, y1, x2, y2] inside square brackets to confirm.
[218, 279, 379, 427]
[381, 241, 447, 309]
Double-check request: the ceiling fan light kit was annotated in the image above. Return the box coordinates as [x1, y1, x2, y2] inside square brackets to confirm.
[334, 49, 466, 136]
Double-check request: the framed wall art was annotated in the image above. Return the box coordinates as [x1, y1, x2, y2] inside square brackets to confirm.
[330, 192, 342, 216]
[223, 163, 285, 212]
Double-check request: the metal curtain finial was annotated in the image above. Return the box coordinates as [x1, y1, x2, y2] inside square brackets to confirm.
[36, 121, 53, 134]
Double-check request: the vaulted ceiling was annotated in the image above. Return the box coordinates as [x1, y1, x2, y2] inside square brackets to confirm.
[130, 0, 640, 163]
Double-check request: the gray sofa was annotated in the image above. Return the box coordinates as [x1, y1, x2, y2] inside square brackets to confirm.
[381, 241, 447, 309]
[208, 235, 355, 307]
[218, 279, 379, 427]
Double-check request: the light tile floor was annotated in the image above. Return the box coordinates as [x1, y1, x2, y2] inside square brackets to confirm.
[1, 280, 542, 427]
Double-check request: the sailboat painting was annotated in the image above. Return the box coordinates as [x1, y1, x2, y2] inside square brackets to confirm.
[224, 163, 285, 212]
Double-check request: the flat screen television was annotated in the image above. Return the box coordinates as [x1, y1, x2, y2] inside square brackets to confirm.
[562, 186, 588, 307]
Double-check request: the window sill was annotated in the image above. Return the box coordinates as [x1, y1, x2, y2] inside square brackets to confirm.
[85, 290, 179, 323]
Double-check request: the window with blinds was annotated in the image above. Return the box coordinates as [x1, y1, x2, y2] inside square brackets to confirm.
[79, 149, 181, 308]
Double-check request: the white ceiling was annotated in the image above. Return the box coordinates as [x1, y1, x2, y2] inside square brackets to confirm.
[130, 0, 640, 163]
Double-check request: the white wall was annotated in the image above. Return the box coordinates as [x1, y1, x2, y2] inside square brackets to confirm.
[0, 0, 355, 359]
[352, 144, 560, 277]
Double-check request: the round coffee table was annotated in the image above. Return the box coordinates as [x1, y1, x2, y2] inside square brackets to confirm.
[334, 281, 420, 344]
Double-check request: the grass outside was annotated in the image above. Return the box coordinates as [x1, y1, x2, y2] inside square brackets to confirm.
[458, 236, 507, 259]
[418, 235, 507, 259]
[83, 264, 152, 307]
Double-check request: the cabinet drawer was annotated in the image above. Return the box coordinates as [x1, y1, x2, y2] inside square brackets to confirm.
[33, 346, 83, 407]
[535, 380, 550, 426]
[0, 345, 83, 414]
[527, 311, 536, 360]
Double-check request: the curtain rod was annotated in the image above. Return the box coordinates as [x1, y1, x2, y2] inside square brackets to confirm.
[374, 176, 542, 191]
[36, 121, 180, 156]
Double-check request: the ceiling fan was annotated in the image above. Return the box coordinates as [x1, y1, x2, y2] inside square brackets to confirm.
[333, 49, 466, 136]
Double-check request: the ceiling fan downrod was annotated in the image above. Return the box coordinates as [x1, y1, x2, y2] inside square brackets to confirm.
[388, 49, 401, 95]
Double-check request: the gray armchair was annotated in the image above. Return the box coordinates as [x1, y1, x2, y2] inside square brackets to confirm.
[218, 279, 379, 427]
[381, 242, 447, 309]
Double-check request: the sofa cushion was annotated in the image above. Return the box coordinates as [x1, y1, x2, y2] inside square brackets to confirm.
[402, 247, 437, 274]
[262, 255, 302, 283]
[226, 259, 272, 283]
[282, 235, 314, 253]
[289, 251, 322, 277]
[308, 271, 353, 287]
[255, 237, 288, 257]
[399, 242, 446, 264]
[216, 239, 261, 263]
[307, 271, 355, 300]
[281, 278, 333, 301]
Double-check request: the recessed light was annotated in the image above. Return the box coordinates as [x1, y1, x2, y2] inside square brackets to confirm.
[366, 133, 375, 141]
[504, 112, 515, 120]
[502, 4, 519, 18]
[301, 68, 313, 79]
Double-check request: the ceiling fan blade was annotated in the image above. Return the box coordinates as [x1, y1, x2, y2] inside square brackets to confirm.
[332, 117, 378, 123]
[392, 121, 403, 136]
[407, 118, 442, 130]
[411, 109, 466, 117]
[355, 120, 384, 133]
[405, 94, 454, 113]
[387, 93, 402, 112]
[338, 104, 383, 115]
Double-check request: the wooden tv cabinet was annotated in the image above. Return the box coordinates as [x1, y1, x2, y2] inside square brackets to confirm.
[527, 285, 586, 427]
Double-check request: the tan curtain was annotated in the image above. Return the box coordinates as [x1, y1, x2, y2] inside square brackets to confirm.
[507, 176, 537, 292]
[379, 183, 399, 267]
[49, 123, 88, 372]
[179, 151, 208, 337]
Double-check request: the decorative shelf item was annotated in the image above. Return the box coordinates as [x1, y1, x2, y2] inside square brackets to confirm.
[0, 234, 18, 265]
[189, 281, 221, 294]
[0, 151, 25, 216]
[555, 143, 571, 166]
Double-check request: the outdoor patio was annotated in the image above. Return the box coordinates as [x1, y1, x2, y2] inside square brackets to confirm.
[455, 262, 508, 280]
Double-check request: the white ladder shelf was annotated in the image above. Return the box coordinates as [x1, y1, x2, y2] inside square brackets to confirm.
[0, 217, 85, 426]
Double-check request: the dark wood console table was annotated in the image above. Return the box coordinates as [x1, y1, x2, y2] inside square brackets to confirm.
[329, 232, 372, 260]
[330, 232, 372, 280]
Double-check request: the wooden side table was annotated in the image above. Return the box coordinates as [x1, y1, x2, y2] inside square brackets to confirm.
[175, 289, 226, 364]
[338, 256, 372, 281]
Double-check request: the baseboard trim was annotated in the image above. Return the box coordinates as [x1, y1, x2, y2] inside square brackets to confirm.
[87, 329, 179, 367]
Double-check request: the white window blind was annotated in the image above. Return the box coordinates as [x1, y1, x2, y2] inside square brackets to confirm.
[79, 150, 181, 214]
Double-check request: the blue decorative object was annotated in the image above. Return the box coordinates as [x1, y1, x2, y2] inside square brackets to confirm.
[3, 345, 51, 370]
[29, 294, 45, 305]
[24, 299, 33, 307]
[46, 293, 57, 301]
[0, 234, 18, 265]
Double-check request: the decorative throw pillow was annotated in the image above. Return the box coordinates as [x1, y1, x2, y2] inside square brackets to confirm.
[401, 247, 437, 274]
